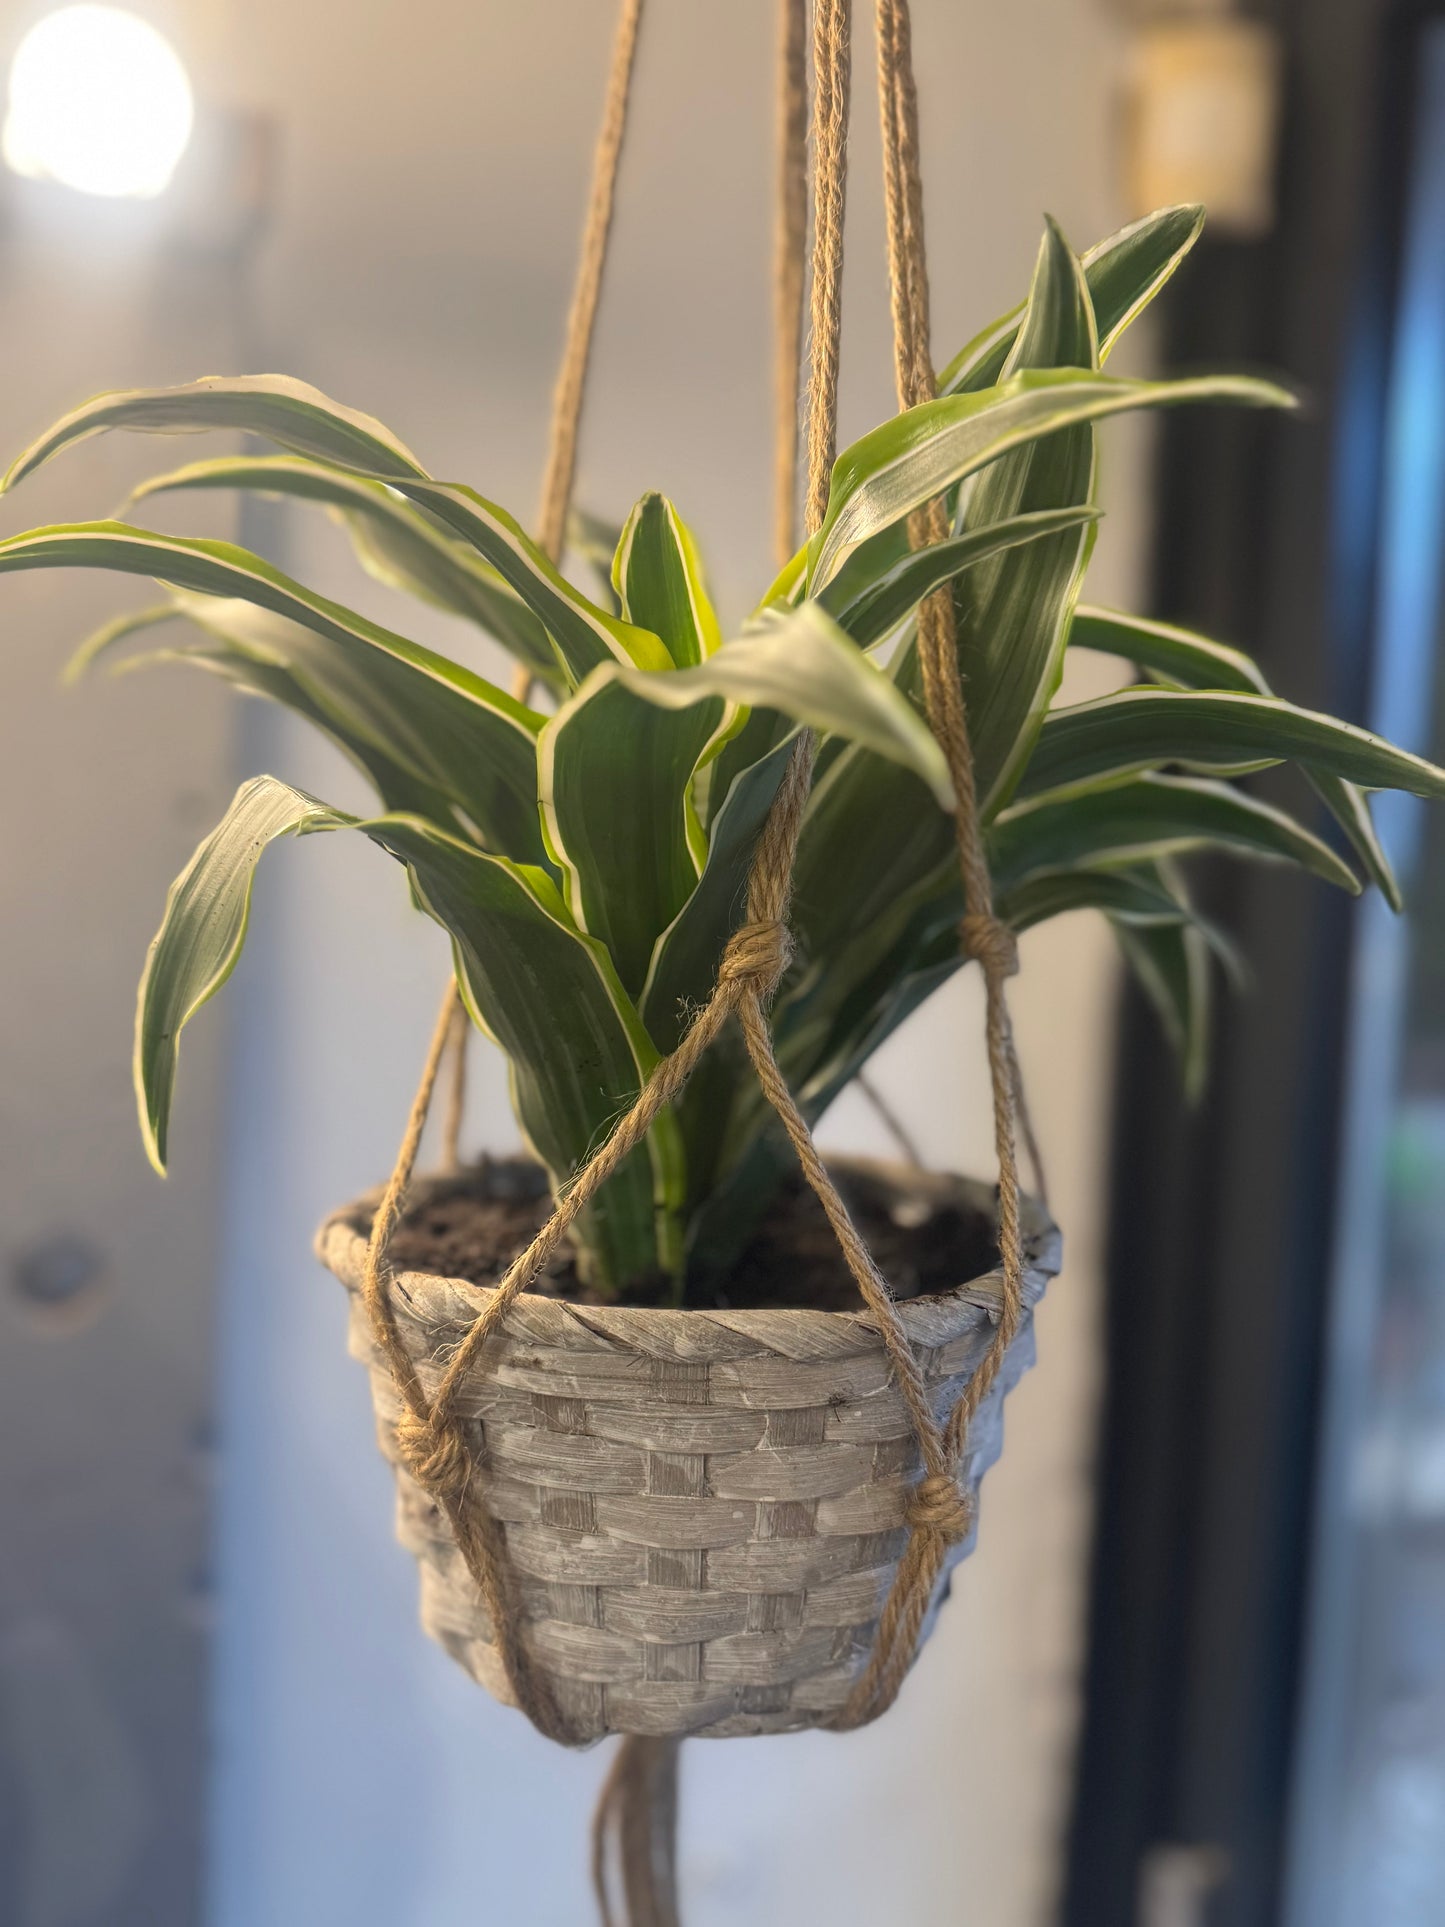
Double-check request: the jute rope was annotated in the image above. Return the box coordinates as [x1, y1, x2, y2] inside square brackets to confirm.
[532, 0, 646, 577]
[772, 0, 808, 568]
[358, 0, 1045, 1912]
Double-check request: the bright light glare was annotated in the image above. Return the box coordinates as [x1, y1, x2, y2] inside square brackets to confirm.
[4, 7, 193, 200]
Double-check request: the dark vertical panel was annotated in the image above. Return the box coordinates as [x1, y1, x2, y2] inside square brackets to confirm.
[1063, 3, 1413, 1922]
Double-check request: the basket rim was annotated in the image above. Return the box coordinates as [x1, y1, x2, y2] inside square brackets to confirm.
[317, 1154, 1062, 1361]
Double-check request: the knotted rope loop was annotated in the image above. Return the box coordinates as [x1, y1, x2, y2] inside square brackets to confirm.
[394, 1407, 472, 1506]
[719, 918, 794, 997]
[905, 1471, 972, 1545]
[960, 912, 1019, 980]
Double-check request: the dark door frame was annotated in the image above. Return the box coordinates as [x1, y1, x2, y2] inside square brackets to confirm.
[1061, 4, 1438, 1924]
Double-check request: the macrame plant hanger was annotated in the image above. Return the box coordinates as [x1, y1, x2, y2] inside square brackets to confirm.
[357, 1, 1044, 1921]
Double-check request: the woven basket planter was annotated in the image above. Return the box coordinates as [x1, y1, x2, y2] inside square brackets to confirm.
[317, 1156, 1060, 1744]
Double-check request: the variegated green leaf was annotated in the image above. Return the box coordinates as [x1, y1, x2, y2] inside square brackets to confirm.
[364, 476, 673, 685]
[642, 731, 798, 1052]
[2, 374, 667, 688]
[613, 492, 721, 667]
[947, 217, 1100, 810]
[0, 522, 545, 859]
[90, 603, 464, 828]
[1070, 602, 1403, 910]
[996, 862, 1196, 931]
[1018, 687, 1445, 801]
[136, 775, 348, 1172]
[1113, 916, 1213, 1100]
[6, 374, 428, 490]
[820, 504, 1100, 649]
[1070, 603, 1270, 693]
[367, 816, 685, 1291]
[787, 751, 953, 992]
[813, 366, 1295, 588]
[138, 774, 682, 1288]
[538, 667, 729, 998]
[64, 600, 184, 682]
[612, 601, 954, 809]
[938, 202, 1206, 394]
[127, 454, 563, 690]
[988, 772, 1360, 893]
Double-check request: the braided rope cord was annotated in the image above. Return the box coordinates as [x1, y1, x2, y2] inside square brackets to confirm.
[359, 0, 1043, 1876]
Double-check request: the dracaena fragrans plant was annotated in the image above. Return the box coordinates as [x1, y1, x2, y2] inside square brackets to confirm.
[8, 206, 1443, 1299]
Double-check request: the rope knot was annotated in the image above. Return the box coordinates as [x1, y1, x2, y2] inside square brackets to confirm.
[960, 912, 1018, 980]
[720, 918, 794, 998]
[395, 1408, 472, 1505]
[905, 1471, 971, 1545]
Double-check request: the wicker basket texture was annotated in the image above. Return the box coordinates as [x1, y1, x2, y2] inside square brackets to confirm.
[318, 1159, 1060, 1742]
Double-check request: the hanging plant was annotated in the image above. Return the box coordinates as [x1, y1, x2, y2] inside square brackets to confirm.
[8, 0, 1442, 1920]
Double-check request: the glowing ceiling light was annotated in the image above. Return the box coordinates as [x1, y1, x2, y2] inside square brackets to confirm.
[4, 7, 194, 200]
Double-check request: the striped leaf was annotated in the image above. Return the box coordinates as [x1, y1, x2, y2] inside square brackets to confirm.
[1071, 602, 1403, 910]
[368, 816, 686, 1291]
[128, 454, 563, 690]
[613, 492, 721, 667]
[939, 203, 1206, 394]
[947, 217, 1100, 811]
[1112, 917, 1213, 1100]
[538, 668, 729, 998]
[5, 373, 428, 489]
[93, 603, 466, 828]
[813, 366, 1295, 588]
[820, 504, 1100, 649]
[363, 476, 673, 685]
[642, 731, 798, 1053]
[138, 776, 682, 1289]
[612, 601, 954, 809]
[3, 374, 668, 688]
[996, 863, 1197, 932]
[64, 600, 185, 682]
[988, 772, 1360, 893]
[136, 776, 348, 1173]
[0, 522, 544, 859]
[1017, 687, 1445, 802]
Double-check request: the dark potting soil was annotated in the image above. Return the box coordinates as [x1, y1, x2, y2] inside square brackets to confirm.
[384, 1157, 1001, 1313]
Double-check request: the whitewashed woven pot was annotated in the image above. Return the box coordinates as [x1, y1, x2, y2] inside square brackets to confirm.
[317, 1157, 1060, 1743]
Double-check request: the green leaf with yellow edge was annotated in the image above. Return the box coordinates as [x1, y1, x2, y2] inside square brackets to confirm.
[5, 373, 428, 490]
[813, 366, 1296, 589]
[136, 776, 348, 1174]
[613, 492, 721, 667]
[138, 776, 682, 1290]
[127, 453, 563, 691]
[1018, 686, 1445, 801]
[538, 667, 730, 998]
[1112, 916, 1214, 1101]
[938, 203, 1206, 393]
[1070, 602, 1404, 910]
[947, 217, 1100, 811]
[820, 504, 1100, 649]
[988, 772, 1360, 894]
[612, 601, 954, 809]
[0, 521, 544, 859]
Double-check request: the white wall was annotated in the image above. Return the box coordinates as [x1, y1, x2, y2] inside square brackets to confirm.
[166, 3, 1154, 1922]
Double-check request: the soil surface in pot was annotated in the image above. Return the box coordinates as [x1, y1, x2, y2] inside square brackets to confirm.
[385, 1158, 1001, 1313]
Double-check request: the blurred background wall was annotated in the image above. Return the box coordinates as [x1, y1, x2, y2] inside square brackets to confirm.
[3, 2, 1147, 1923]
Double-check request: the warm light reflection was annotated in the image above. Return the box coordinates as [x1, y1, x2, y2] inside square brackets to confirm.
[4, 7, 193, 200]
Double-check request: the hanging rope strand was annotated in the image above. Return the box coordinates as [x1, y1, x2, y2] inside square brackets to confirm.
[533, 0, 647, 571]
[772, 0, 808, 567]
[804, 0, 853, 534]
